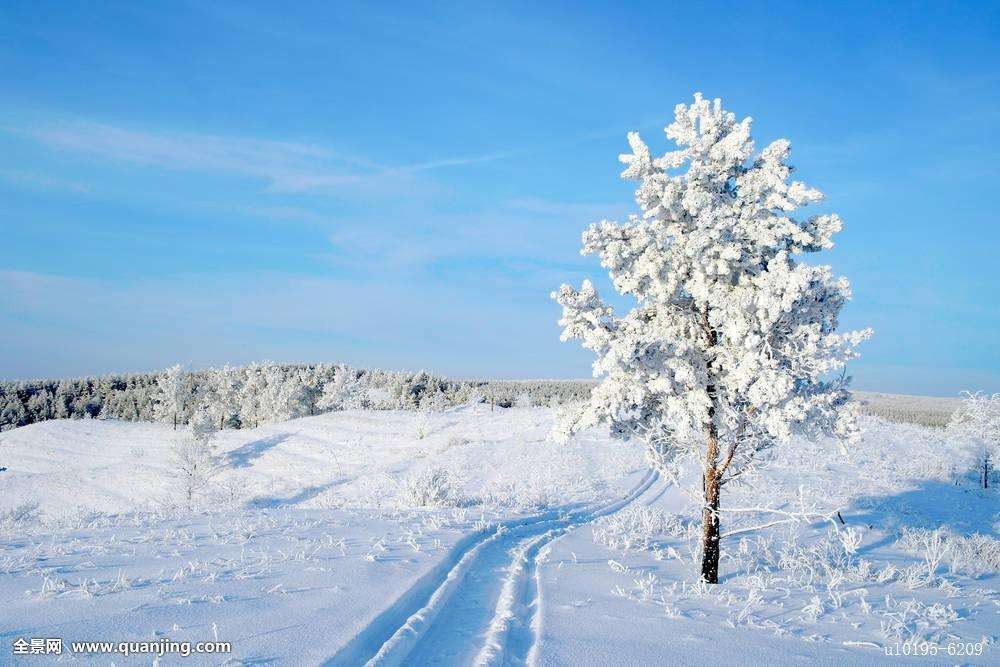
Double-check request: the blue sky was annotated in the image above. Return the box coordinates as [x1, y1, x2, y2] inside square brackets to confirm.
[1, 1, 997, 395]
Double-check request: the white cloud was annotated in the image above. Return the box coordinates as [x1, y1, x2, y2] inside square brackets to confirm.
[12, 120, 517, 195]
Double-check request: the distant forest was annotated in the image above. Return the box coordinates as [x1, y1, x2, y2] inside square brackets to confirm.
[0, 363, 595, 432]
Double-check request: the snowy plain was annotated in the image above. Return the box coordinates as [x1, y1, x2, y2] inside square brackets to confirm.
[0, 404, 997, 665]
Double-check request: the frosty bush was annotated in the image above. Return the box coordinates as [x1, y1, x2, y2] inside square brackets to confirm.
[0, 501, 41, 530]
[553, 93, 870, 582]
[897, 528, 1000, 577]
[400, 467, 462, 508]
[593, 506, 694, 554]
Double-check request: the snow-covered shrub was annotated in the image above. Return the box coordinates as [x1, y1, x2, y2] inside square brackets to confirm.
[877, 595, 960, 642]
[400, 467, 462, 508]
[478, 480, 521, 510]
[898, 528, 949, 579]
[593, 506, 694, 553]
[946, 533, 1000, 576]
[172, 407, 220, 508]
[897, 528, 1000, 577]
[772, 529, 858, 588]
[477, 478, 561, 512]
[0, 501, 41, 529]
[415, 413, 430, 440]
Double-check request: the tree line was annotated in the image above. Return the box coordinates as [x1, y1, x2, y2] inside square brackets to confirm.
[0, 363, 596, 432]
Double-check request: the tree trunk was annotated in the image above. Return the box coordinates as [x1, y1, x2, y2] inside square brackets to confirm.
[700, 307, 722, 584]
[701, 433, 722, 584]
[985, 452, 990, 489]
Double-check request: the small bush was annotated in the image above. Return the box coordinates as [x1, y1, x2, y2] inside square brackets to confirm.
[0, 501, 41, 529]
[897, 527, 1000, 577]
[401, 467, 461, 508]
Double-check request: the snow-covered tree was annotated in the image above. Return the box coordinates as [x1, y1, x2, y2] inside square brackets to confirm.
[553, 93, 871, 583]
[238, 363, 265, 428]
[173, 405, 220, 507]
[53, 380, 75, 419]
[318, 364, 366, 412]
[297, 365, 325, 416]
[156, 364, 191, 429]
[949, 392, 1000, 489]
[419, 385, 449, 413]
[0, 391, 28, 429]
[208, 365, 240, 429]
[257, 364, 310, 422]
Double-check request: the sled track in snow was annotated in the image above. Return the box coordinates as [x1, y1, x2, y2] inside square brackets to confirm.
[325, 468, 660, 667]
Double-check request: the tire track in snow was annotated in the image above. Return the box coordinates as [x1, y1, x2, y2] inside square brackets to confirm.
[475, 470, 662, 666]
[325, 468, 660, 666]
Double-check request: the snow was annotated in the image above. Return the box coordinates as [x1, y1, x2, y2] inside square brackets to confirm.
[1, 407, 997, 664]
[0, 405, 641, 519]
[536, 417, 999, 665]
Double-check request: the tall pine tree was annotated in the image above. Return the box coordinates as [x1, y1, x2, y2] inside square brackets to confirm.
[553, 94, 871, 583]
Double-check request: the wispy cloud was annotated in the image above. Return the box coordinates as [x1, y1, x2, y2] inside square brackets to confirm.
[397, 150, 524, 173]
[0, 168, 90, 194]
[15, 121, 373, 193]
[318, 195, 622, 275]
[11, 119, 518, 194]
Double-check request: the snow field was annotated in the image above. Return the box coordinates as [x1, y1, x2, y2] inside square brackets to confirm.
[536, 417, 999, 665]
[0, 404, 644, 664]
[0, 407, 996, 665]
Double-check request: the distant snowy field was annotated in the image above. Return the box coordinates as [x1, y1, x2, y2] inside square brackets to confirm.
[1, 405, 997, 665]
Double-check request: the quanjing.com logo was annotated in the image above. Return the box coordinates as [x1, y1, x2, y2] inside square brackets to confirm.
[12, 636, 231, 658]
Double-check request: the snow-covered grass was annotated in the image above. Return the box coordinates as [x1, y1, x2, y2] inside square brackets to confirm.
[0, 407, 996, 664]
[0, 404, 639, 519]
[541, 416, 998, 664]
[0, 404, 643, 663]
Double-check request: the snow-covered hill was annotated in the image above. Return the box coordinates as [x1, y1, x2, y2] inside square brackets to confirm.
[0, 405, 643, 520]
[0, 408, 996, 664]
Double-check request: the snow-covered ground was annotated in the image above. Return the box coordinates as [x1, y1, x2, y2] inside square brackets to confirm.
[0, 406, 996, 664]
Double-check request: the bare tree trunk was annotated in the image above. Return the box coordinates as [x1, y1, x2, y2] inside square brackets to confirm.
[985, 452, 991, 489]
[700, 307, 721, 584]
[701, 423, 722, 584]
